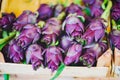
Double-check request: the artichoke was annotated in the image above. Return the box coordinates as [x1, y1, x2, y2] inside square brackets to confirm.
[83, 0, 95, 5]
[37, 4, 53, 21]
[82, 19, 106, 45]
[111, 2, 120, 21]
[110, 29, 120, 50]
[16, 24, 41, 48]
[60, 35, 74, 51]
[8, 40, 24, 63]
[64, 43, 82, 65]
[89, 0, 103, 18]
[62, 14, 84, 38]
[54, 4, 64, 17]
[80, 42, 108, 67]
[26, 44, 43, 70]
[43, 46, 63, 72]
[65, 3, 83, 16]
[13, 10, 37, 31]
[0, 13, 16, 30]
[42, 18, 61, 45]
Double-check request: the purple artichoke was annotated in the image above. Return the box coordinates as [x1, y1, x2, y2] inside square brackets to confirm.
[64, 43, 82, 65]
[42, 18, 61, 44]
[111, 2, 120, 21]
[16, 24, 41, 48]
[83, 0, 95, 5]
[62, 15, 84, 38]
[89, 0, 103, 17]
[54, 4, 64, 17]
[0, 28, 2, 38]
[37, 4, 53, 20]
[13, 10, 37, 31]
[60, 36, 74, 51]
[80, 42, 108, 67]
[65, 3, 83, 16]
[82, 19, 106, 45]
[43, 46, 63, 72]
[0, 13, 16, 30]
[110, 29, 120, 50]
[8, 40, 24, 63]
[116, 0, 120, 3]
[26, 44, 43, 70]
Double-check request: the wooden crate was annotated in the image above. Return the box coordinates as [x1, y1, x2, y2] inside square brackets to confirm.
[0, 0, 117, 79]
[0, 48, 112, 80]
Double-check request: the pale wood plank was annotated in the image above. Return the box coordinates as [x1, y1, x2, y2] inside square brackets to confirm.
[0, 63, 108, 78]
[0, 52, 5, 63]
[0, 75, 120, 80]
[115, 48, 120, 66]
[97, 48, 112, 67]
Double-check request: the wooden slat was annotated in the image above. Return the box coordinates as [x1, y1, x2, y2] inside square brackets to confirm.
[97, 48, 112, 67]
[1, 75, 120, 80]
[115, 48, 120, 66]
[0, 52, 4, 63]
[0, 63, 108, 78]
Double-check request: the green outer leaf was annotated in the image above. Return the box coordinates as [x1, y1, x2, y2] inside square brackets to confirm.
[83, 7, 91, 16]
[77, 16, 85, 23]
[50, 63, 65, 80]
[4, 74, 9, 80]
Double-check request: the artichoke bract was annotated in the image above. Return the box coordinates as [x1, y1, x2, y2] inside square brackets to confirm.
[43, 46, 63, 72]
[42, 18, 61, 45]
[16, 24, 41, 48]
[26, 44, 43, 70]
[82, 19, 106, 45]
[83, 0, 95, 5]
[66, 3, 83, 16]
[60, 36, 74, 51]
[37, 4, 53, 21]
[0, 13, 16, 30]
[64, 43, 82, 65]
[111, 2, 120, 21]
[80, 42, 108, 67]
[8, 40, 24, 63]
[13, 10, 37, 31]
[62, 15, 84, 38]
[110, 29, 120, 50]
[54, 4, 64, 17]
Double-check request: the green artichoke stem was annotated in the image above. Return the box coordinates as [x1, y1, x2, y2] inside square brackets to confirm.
[57, 12, 66, 20]
[50, 63, 65, 80]
[0, 31, 16, 44]
[102, 0, 108, 10]
[4, 74, 9, 80]
[101, 0, 112, 21]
